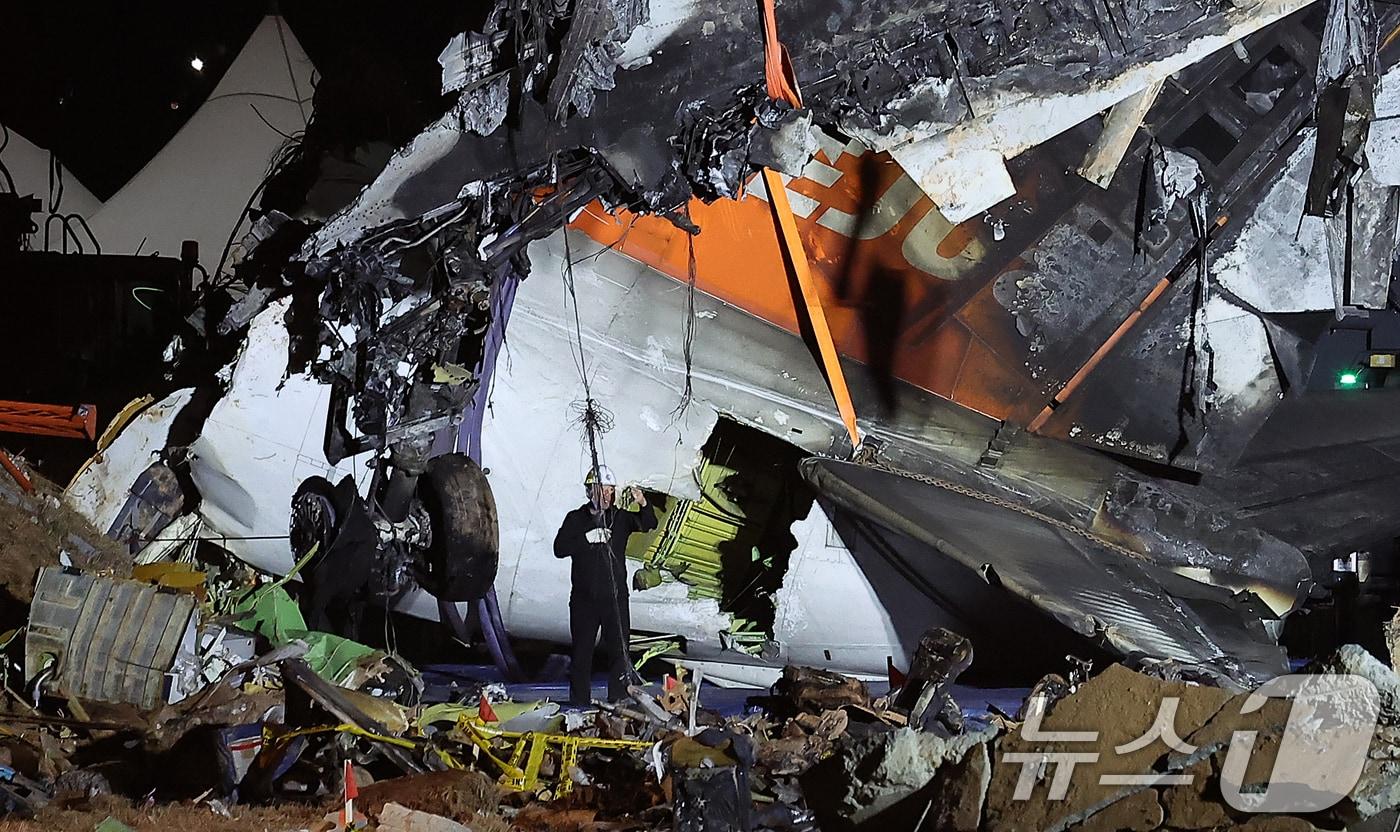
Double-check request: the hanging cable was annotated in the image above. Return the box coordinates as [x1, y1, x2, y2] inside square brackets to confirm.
[205, 91, 314, 106]
[250, 103, 298, 141]
[36, 145, 101, 254]
[205, 132, 304, 298]
[671, 218, 699, 419]
[273, 14, 309, 129]
[46, 152, 63, 214]
[556, 156, 644, 690]
[0, 124, 16, 194]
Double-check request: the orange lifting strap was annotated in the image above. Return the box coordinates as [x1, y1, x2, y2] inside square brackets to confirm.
[758, 0, 861, 451]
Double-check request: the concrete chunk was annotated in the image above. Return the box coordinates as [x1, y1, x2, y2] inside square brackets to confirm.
[377, 802, 471, 832]
[1318, 645, 1400, 819]
[802, 725, 995, 830]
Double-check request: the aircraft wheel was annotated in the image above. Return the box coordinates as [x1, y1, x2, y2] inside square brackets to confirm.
[418, 453, 498, 602]
[290, 476, 339, 561]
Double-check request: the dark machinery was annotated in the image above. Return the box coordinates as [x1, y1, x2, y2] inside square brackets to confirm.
[282, 151, 634, 619]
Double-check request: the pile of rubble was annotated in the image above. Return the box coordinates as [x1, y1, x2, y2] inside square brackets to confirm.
[801, 646, 1400, 832]
[3, 452, 1400, 831]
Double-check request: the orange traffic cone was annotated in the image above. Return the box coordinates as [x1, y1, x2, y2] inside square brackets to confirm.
[338, 759, 362, 829]
[887, 656, 908, 690]
[479, 692, 499, 723]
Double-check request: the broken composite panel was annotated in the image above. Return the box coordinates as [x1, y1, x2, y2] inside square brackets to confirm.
[6, 0, 1400, 829]
[56, 0, 1400, 693]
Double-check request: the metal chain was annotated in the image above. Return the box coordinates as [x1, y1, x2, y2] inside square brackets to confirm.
[855, 457, 1150, 563]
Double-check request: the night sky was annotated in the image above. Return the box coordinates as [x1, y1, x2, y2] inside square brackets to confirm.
[0, 1, 477, 201]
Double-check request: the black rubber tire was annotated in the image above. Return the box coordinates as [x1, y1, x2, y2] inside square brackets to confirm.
[290, 475, 339, 562]
[418, 453, 499, 602]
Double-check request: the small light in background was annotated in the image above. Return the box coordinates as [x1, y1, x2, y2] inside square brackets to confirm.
[1338, 371, 1361, 388]
[190, 56, 205, 72]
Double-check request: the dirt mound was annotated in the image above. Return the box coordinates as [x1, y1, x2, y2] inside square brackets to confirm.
[1, 794, 328, 832]
[358, 770, 502, 825]
[0, 467, 129, 609]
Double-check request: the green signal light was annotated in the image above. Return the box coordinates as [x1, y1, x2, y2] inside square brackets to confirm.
[1339, 372, 1360, 387]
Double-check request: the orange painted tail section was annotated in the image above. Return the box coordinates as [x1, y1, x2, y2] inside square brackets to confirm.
[569, 145, 1063, 423]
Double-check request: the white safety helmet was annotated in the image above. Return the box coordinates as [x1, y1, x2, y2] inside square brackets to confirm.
[584, 465, 617, 487]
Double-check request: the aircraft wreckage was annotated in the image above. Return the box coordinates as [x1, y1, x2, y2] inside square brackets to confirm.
[19, 0, 1400, 699]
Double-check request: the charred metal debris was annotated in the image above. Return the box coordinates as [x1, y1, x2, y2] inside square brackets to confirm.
[207, 150, 655, 623]
[308, 0, 1308, 220]
[230, 150, 642, 466]
[175, 0, 1398, 692]
[11, 0, 1400, 825]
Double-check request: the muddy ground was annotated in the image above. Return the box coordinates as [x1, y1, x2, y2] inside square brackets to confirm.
[0, 469, 129, 612]
[0, 795, 329, 832]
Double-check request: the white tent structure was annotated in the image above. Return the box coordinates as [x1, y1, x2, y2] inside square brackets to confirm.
[86, 16, 315, 266]
[1, 124, 103, 251]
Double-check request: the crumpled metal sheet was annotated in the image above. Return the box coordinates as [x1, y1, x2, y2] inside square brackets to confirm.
[26, 567, 199, 710]
[1306, 0, 1390, 317]
[670, 94, 819, 204]
[1316, 0, 1377, 87]
[1093, 473, 1312, 616]
[1366, 63, 1400, 184]
[438, 30, 508, 94]
[1324, 166, 1398, 312]
[999, 76, 1318, 473]
[801, 458, 1289, 687]
[1148, 145, 1205, 227]
[436, 13, 517, 136]
[451, 73, 511, 137]
[380, 0, 1325, 230]
[1306, 0, 1377, 219]
[547, 0, 650, 120]
[747, 105, 816, 179]
[672, 92, 766, 202]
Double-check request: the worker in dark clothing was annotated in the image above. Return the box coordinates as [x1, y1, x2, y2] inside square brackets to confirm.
[553, 464, 657, 705]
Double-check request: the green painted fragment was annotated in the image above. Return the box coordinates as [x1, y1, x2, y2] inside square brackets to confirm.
[229, 572, 382, 688]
